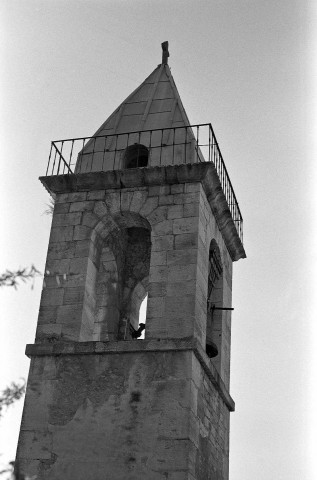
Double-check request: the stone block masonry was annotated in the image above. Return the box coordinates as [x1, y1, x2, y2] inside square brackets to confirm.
[15, 163, 245, 480]
[37, 167, 234, 350]
[17, 339, 234, 480]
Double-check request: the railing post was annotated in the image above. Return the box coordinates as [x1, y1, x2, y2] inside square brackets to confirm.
[137, 131, 141, 167]
[90, 137, 96, 172]
[208, 125, 211, 163]
[57, 142, 63, 175]
[159, 129, 163, 165]
[69, 140, 74, 172]
[52, 143, 58, 175]
[79, 138, 86, 173]
[113, 134, 118, 170]
[196, 125, 199, 163]
[60, 141, 65, 174]
[149, 130, 152, 165]
[46, 142, 53, 176]
[102, 135, 107, 171]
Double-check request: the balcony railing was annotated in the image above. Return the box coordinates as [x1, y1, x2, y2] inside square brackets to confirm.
[45, 123, 243, 243]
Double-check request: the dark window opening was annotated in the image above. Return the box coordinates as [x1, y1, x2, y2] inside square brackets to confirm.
[123, 144, 149, 169]
[207, 245, 223, 305]
[92, 226, 150, 342]
[206, 240, 223, 358]
[119, 227, 150, 340]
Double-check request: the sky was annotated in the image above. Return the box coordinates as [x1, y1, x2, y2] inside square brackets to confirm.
[0, 0, 316, 478]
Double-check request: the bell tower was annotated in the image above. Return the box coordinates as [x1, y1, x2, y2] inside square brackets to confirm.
[15, 43, 246, 480]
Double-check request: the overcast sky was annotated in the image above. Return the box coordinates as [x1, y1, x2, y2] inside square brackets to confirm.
[0, 1, 316, 478]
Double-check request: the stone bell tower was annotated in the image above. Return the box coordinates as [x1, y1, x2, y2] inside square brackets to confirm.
[15, 43, 246, 480]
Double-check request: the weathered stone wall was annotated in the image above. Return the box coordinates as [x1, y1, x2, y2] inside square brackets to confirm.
[16, 164, 244, 479]
[191, 354, 230, 480]
[16, 340, 233, 480]
[37, 181, 229, 350]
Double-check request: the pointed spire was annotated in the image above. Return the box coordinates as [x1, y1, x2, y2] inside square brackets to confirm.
[89, 53, 190, 139]
[161, 41, 169, 65]
[76, 46, 195, 173]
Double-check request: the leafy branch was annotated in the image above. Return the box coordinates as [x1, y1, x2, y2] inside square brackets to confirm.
[0, 381, 26, 419]
[43, 197, 55, 216]
[0, 266, 41, 289]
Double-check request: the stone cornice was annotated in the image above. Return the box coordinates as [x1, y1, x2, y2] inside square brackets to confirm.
[40, 163, 246, 261]
[25, 338, 235, 412]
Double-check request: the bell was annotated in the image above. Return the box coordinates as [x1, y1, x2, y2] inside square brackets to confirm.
[206, 341, 218, 358]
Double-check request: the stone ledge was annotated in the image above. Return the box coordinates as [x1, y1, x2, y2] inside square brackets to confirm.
[25, 337, 235, 412]
[40, 163, 246, 261]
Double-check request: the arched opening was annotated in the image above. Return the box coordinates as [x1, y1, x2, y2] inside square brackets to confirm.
[92, 225, 151, 341]
[123, 144, 149, 169]
[206, 240, 223, 358]
[119, 226, 150, 339]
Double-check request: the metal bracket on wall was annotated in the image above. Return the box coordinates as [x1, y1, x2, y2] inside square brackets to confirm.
[207, 301, 234, 311]
[212, 307, 234, 311]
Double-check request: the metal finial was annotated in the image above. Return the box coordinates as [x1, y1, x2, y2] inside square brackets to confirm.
[161, 41, 169, 65]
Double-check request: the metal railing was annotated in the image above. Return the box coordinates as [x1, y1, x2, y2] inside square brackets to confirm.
[45, 123, 243, 242]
